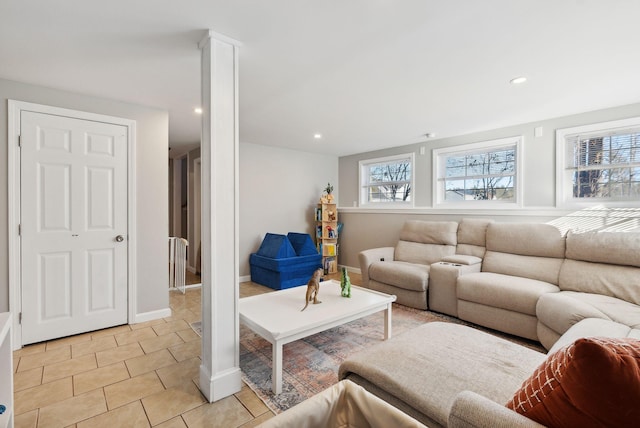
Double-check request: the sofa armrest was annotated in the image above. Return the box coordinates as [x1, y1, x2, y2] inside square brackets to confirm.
[442, 255, 482, 266]
[449, 391, 545, 428]
[429, 262, 481, 316]
[358, 247, 395, 287]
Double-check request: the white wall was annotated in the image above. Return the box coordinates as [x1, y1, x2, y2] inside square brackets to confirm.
[338, 101, 640, 268]
[0, 78, 169, 315]
[239, 142, 338, 277]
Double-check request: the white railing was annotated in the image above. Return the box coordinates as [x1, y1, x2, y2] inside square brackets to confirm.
[169, 237, 188, 294]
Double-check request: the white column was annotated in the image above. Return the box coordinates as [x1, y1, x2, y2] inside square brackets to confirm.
[198, 30, 242, 402]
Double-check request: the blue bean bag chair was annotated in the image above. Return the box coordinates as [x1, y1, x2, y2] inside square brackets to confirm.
[249, 232, 322, 290]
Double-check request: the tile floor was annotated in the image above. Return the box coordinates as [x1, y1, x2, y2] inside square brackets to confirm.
[13, 282, 274, 428]
[12, 272, 356, 427]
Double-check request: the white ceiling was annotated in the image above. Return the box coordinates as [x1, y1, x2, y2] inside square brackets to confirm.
[1, 1, 639, 157]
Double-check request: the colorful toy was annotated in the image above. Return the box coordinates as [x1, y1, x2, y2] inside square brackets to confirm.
[341, 267, 351, 298]
[301, 268, 324, 311]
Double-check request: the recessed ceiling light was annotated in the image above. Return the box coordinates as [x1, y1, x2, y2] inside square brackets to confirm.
[313, 133, 322, 139]
[510, 76, 527, 85]
[194, 107, 203, 114]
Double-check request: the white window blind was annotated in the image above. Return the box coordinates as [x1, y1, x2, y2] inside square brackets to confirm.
[565, 129, 640, 199]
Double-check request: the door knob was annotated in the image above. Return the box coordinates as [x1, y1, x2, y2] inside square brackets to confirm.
[115, 235, 125, 242]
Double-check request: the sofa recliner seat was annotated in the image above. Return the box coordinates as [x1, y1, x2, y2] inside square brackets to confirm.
[458, 273, 559, 316]
[360, 220, 458, 309]
[456, 223, 565, 342]
[368, 261, 429, 292]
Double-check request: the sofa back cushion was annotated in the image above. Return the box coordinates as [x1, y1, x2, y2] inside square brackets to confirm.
[486, 223, 566, 257]
[560, 260, 640, 305]
[482, 252, 564, 285]
[482, 223, 566, 284]
[560, 231, 640, 304]
[456, 218, 493, 258]
[395, 220, 457, 265]
[565, 230, 640, 267]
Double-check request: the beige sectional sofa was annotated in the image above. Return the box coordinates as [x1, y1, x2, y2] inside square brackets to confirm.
[360, 219, 640, 349]
[358, 220, 458, 309]
[348, 219, 640, 426]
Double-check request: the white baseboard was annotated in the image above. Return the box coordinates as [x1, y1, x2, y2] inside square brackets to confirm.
[169, 283, 202, 292]
[133, 307, 172, 324]
[338, 265, 361, 275]
[199, 365, 242, 402]
[239, 275, 251, 283]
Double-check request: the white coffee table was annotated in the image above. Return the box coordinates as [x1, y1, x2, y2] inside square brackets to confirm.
[239, 280, 396, 394]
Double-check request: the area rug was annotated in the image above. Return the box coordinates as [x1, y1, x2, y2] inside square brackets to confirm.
[233, 304, 544, 414]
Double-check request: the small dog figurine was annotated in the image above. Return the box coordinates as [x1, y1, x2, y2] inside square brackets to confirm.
[301, 268, 323, 311]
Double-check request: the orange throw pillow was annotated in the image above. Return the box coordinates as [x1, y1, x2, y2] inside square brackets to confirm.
[506, 337, 640, 427]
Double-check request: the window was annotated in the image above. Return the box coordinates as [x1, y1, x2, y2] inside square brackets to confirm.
[557, 117, 640, 207]
[359, 153, 414, 206]
[433, 136, 522, 207]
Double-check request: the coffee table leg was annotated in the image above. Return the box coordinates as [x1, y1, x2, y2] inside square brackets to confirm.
[384, 303, 392, 339]
[272, 341, 283, 394]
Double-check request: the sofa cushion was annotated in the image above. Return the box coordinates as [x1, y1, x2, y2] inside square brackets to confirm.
[399, 220, 458, 245]
[566, 230, 640, 268]
[482, 251, 564, 285]
[458, 272, 559, 315]
[559, 259, 640, 306]
[548, 318, 640, 355]
[286, 232, 318, 256]
[456, 244, 486, 259]
[256, 233, 296, 258]
[395, 221, 458, 265]
[457, 218, 492, 247]
[507, 337, 640, 427]
[456, 218, 493, 258]
[486, 223, 565, 258]
[537, 291, 640, 335]
[369, 261, 430, 292]
[441, 255, 482, 266]
[340, 322, 546, 427]
[395, 241, 456, 265]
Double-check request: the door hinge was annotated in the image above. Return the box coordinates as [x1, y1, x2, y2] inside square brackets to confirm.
[18, 224, 21, 236]
[18, 135, 21, 147]
[19, 312, 22, 324]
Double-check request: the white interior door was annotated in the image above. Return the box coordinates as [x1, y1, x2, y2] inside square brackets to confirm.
[20, 111, 128, 344]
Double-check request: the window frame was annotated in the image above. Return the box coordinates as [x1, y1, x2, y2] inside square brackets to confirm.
[556, 116, 640, 208]
[358, 152, 415, 208]
[432, 136, 523, 209]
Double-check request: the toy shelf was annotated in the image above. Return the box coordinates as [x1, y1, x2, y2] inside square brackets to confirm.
[315, 203, 338, 274]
